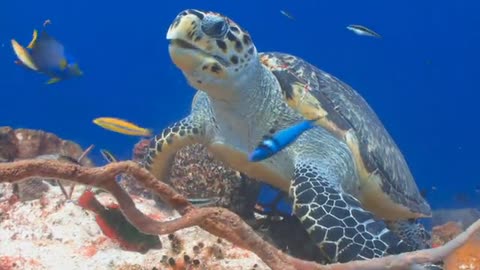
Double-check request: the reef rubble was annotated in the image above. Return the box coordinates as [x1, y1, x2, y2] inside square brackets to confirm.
[0, 127, 269, 269]
[432, 221, 480, 270]
[0, 181, 268, 270]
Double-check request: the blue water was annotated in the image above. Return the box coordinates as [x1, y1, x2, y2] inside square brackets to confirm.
[1, 0, 479, 210]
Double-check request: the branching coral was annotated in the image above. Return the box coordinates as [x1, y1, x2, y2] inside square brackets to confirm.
[1, 159, 479, 270]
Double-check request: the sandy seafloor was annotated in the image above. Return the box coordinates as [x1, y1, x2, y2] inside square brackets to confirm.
[0, 181, 268, 270]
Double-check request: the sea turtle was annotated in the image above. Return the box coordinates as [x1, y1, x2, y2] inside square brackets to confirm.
[143, 9, 437, 264]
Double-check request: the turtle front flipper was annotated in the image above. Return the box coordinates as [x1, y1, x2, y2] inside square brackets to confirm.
[291, 161, 412, 263]
[142, 115, 205, 181]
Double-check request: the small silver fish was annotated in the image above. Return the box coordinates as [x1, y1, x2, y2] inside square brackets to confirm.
[187, 197, 220, 207]
[346, 24, 381, 38]
[98, 148, 218, 207]
[280, 10, 295, 20]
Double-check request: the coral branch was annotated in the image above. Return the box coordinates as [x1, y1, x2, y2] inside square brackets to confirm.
[0, 159, 479, 270]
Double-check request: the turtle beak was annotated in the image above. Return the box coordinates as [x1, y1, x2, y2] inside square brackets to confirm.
[167, 12, 231, 74]
[167, 13, 209, 73]
[167, 39, 210, 75]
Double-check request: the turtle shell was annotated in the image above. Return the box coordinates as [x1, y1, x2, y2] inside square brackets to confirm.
[260, 52, 431, 220]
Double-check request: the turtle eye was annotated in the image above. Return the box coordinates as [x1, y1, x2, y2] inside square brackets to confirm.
[201, 16, 228, 38]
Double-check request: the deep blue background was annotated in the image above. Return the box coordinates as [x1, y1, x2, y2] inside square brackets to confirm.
[1, 0, 478, 210]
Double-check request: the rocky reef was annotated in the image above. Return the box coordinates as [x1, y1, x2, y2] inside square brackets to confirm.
[0, 126, 93, 165]
[1, 126, 479, 270]
[0, 180, 269, 270]
[0, 127, 317, 269]
[132, 141, 323, 263]
[432, 221, 480, 270]
[0, 127, 269, 269]
[0, 127, 93, 202]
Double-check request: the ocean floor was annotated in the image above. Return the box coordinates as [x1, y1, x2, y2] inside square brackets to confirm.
[1, 126, 479, 270]
[0, 181, 268, 270]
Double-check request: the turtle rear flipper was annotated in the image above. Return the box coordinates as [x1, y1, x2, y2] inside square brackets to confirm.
[385, 219, 432, 251]
[384, 221, 444, 269]
[291, 161, 414, 262]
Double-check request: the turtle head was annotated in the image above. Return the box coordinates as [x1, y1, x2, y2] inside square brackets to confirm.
[167, 9, 259, 100]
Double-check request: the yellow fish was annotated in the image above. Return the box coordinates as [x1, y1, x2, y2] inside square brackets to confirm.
[93, 117, 152, 137]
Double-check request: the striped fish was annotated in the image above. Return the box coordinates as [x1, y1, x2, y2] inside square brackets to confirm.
[346, 24, 382, 38]
[249, 119, 317, 162]
[93, 117, 152, 137]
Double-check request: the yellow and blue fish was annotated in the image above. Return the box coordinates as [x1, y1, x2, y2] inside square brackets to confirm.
[93, 117, 153, 137]
[249, 119, 317, 162]
[11, 22, 83, 84]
